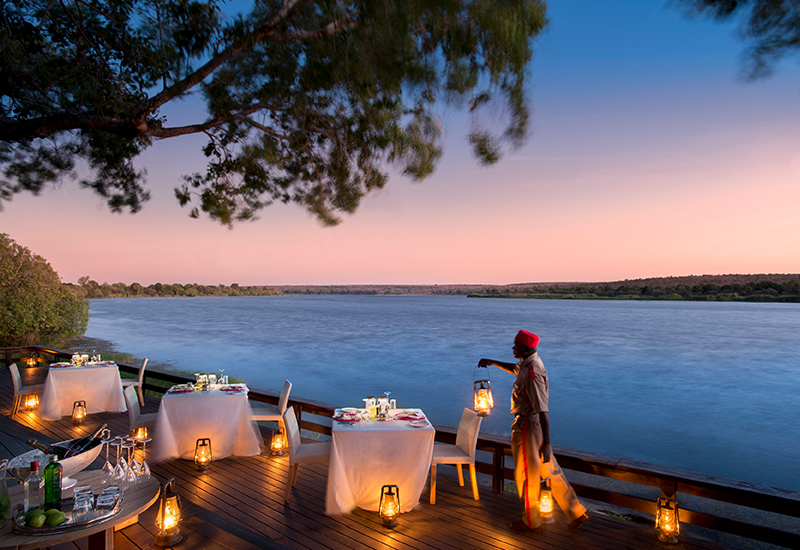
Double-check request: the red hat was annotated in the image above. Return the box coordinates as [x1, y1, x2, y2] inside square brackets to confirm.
[515, 330, 539, 348]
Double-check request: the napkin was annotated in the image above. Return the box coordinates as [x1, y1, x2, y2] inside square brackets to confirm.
[220, 384, 246, 392]
[167, 386, 194, 394]
[332, 414, 360, 423]
[396, 412, 424, 421]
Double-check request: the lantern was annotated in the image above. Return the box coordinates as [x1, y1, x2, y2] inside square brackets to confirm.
[131, 426, 148, 442]
[154, 478, 183, 546]
[378, 485, 400, 528]
[21, 393, 39, 411]
[194, 438, 212, 470]
[72, 400, 87, 425]
[538, 477, 555, 522]
[270, 427, 286, 456]
[25, 354, 37, 367]
[655, 496, 680, 543]
[473, 365, 494, 417]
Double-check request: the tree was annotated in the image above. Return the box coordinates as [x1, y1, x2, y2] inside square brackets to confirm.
[0, 233, 89, 346]
[0, 0, 547, 225]
[677, 0, 800, 79]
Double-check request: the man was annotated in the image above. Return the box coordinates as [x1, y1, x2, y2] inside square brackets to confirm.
[479, 329, 590, 532]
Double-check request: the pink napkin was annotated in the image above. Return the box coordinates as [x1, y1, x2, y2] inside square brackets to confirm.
[397, 414, 425, 421]
[167, 387, 194, 394]
[220, 387, 245, 393]
[333, 415, 360, 423]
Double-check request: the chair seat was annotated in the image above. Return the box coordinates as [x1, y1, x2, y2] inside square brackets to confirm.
[120, 379, 140, 386]
[18, 384, 44, 395]
[250, 402, 281, 421]
[133, 412, 158, 428]
[294, 441, 331, 463]
[432, 444, 472, 464]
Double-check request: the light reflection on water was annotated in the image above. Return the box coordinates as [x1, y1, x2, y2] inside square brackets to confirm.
[86, 295, 800, 491]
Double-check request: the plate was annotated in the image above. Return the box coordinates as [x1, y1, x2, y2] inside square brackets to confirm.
[341, 407, 357, 414]
[409, 420, 428, 428]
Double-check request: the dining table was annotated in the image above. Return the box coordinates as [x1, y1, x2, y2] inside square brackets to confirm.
[38, 362, 127, 421]
[325, 408, 435, 515]
[150, 384, 262, 462]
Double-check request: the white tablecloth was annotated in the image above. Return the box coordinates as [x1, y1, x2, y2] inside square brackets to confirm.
[325, 408, 435, 515]
[151, 387, 262, 462]
[39, 363, 127, 421]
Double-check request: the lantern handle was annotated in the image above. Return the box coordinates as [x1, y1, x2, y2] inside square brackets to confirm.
[473, 364, 490, 381]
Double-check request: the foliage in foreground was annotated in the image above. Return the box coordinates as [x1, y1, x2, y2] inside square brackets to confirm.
[0, 233, 89, 346]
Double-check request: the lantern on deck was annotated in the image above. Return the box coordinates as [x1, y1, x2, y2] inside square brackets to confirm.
[538, 477, 555, 522]
[154, 478, 183, 546]
[131, 426, 148, 442]
[379, 485, 400, 528]
[72, 400, 87, 425]
[194, 438, 212, 470]
[25, 354, 37, 367]
[655, 496, 680, 543]
[473, 365, 494, 417]
[21, 393, 39, 411]
[270, 426, 286, 456]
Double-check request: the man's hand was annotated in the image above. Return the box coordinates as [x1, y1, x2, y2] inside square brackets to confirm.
[478, 358, 492, 367]
[540, 442, 552, 463]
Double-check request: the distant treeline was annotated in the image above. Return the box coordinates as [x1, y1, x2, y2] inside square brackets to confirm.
[469, 279, 800, 302]
[65, 278, 281, 299]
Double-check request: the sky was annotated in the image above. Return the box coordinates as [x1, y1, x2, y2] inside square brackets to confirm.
[2, 0, 800, 286]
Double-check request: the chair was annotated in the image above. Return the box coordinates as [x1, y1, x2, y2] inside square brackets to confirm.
[120, 357, 148, 407]
[124, 385, 157, 432]
[251, 379, 292, 427]
[282, 406, 330, 502]
[429, 408, 483, 504]
[9, 363, 44, 417]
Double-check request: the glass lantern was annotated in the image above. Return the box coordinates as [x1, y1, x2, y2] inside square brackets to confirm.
[655, 496, 680, 543]
[194, 438, 211, 470]
[131, 426, 148, 442]
[473, 365, 494, 417]
[379, 485, 400, 528]
[538, 477, 555, 522]
[21, 393, 39, 411]
[270, 427, 286, 456]
[72, 400, 87, 425]
[154, 478, 183, 546]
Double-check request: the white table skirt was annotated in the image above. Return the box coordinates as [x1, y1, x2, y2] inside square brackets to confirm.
[39, 363, 127, 421]
[325, 408, 435, 515]
[151, 388, 263, 462]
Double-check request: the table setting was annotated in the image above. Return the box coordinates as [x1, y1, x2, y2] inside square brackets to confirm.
[38, 361, 126, 421]
[325, 393, 435, 516]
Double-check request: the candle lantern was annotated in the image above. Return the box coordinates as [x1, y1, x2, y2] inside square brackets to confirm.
[270, 426, 286, 456]
[538, 477, 555, 522]
[72, 400, 87, 425]
[25, 353, 37, 367]
[378, 485, 400, 528]
[194, 438, 212, 470]
[473, 365, 494, 417]
[154, 478, 183, 546]
[21, 393, 39, 411]
[131, 426, 148, 442]
[655, 496, 680, 543]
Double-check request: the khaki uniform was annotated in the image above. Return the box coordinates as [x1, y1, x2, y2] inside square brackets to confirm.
[510, 353, 586, 528]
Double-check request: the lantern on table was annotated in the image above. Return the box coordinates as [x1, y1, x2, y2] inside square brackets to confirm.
[473, 365, 494, 417]
[655, 496, 680, 543]
[538, 477, 555, 522]
[194, 438, 212, 470]
[72, 400, 87, 425]
[379, 485, 400, 528]
[154, 478, 183, 546]
[270, 426, 286, 456]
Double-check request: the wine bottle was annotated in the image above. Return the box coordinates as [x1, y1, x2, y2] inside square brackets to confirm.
[26, 422, 108, 459]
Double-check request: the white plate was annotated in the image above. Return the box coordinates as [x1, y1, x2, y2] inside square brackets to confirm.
[341, 407, 357, 414]
[409, 420, 428, 428]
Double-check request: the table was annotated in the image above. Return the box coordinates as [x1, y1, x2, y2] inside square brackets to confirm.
[39, 363, 127, 421]
[0, 470, 160, 550]
[150, 386, 262, 462]
[325, 408, 435, 515]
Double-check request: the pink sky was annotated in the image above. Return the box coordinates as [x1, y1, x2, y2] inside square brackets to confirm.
[3, 1, 800, 286]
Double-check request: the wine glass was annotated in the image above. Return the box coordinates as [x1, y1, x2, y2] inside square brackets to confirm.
[218, 369, 226, 385]
[139, 438, 151, 480]
[112, 437, 127, 481]
[126, 437, 141, 477]
[122, 443, 137, 487]
[100, 430, 114, 484]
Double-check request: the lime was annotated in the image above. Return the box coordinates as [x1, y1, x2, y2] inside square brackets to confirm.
[28, 513, 47, 528]
[24, 508, 44, 522]
[44, 507, 61, 516]
[45, 511, 66, 526]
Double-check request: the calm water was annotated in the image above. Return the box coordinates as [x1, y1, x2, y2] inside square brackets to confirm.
[85, 295, 800, 491]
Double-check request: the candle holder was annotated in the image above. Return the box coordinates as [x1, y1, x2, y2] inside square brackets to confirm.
[655, 496, 680, 543]
[270, 427, 286, 456]
[538, 477, 555, 523]
[72, 400, 87, 425]
[154, 478, 183, 546]
[473, 365, 494, 417]
[379, 485, 400, 528]
[194, 438, 212, 470]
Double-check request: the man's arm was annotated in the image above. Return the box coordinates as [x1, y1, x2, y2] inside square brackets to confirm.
[478, 358, 518, 374]
[539, 411, 552, 463]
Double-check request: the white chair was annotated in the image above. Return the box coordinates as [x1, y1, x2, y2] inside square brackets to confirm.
[124, 385, 157, 432]
[120, 357, 148, 407]
[251, 379, 292, 427]
[283, 406, 330, 502]
[429, 408, 483, 504]
[9, 363, 44, 417]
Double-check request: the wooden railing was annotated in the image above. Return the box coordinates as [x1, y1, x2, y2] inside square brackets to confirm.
[4, 346, 800, 547]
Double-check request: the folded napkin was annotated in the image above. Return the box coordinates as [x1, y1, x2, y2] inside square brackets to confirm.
[396, 412, 424, 421]
[220, 384, 246, 392]
[50, 363, 72, 368]
[167, 386, 194, 394]
[333, 414, 361, 423]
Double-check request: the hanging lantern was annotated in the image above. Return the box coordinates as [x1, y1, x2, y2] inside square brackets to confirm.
[25, 354, 37, 367]
[21, 393, 39, 411]
[72, 400, 87, 425]
[194, 438, 212, 470]
[379, 485, 400, 528]
[154, 478, 183, 546]
[473, 365, 494, 417]
[270, 427, 286, 456]
[655, 496, 680, 543]
[131, 426, 148, 442]
[538, 477, 555, 522]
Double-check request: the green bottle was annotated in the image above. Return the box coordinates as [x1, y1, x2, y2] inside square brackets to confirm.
[43, 455, 62, 510]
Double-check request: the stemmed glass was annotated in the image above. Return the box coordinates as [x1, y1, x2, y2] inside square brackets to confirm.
[112, 437, 127, 482]
[126, 437, 141, 477]
[139, 438, 151, 480]
[218, 369, 226, 385]
[100, 429, 114, 484]
[122, 442, 137, 487]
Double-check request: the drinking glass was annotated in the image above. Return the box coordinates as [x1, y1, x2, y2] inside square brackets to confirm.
[139, 438, 151, 480]
[126, 437, 141, 477]
[112, 438, 126, 482]
[122, 443, 137, 487]
[218, 369, 226, 385]
[100, 430, 114, 484]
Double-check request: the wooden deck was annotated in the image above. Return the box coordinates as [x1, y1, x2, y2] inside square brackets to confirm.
[1, 366, 736, 550]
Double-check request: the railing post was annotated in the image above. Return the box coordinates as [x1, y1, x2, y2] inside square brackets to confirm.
[660, 479, 677, 500]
